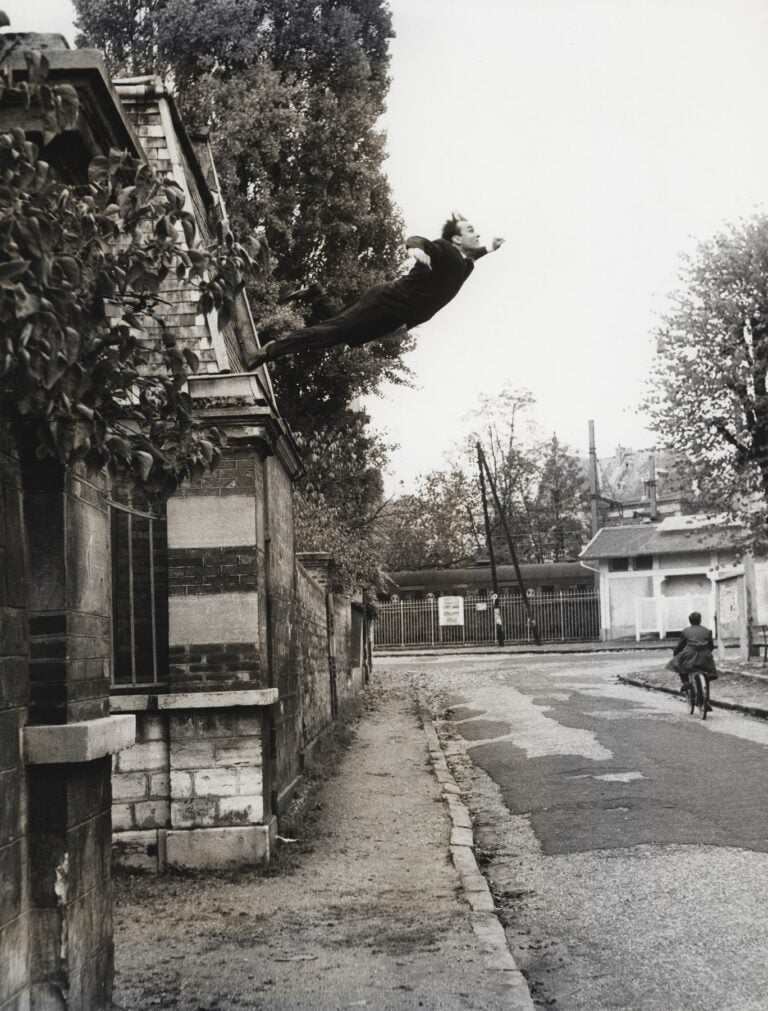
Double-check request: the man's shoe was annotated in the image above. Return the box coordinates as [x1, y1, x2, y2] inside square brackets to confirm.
[708, 672, 719, 681]
[245, 348, 268, 370]
[680, 683, 690, 694]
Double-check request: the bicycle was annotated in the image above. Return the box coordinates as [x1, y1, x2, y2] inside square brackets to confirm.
[683, 669, 712, 720]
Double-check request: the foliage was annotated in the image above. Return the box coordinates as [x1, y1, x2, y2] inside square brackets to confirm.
[381, 387, 590, 571]
[462, 387, 589, 564]
[292, 408, 394, 591]
[73, 0, 412, 585]
[647, 214, 768, 536]
[73, 0, 410, 407]
[0, 48, 262, 494]
[379, 469, 482, 572]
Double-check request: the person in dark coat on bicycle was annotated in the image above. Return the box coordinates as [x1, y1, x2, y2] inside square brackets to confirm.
[668, 611, 719, 692]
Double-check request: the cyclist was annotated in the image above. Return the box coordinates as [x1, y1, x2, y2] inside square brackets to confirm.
[668, 611, 719, 705]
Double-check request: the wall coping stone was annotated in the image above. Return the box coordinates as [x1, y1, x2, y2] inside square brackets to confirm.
[110, 694, 156, 712]
[24, 715, 136, 764]
[158, 689, 278, 710]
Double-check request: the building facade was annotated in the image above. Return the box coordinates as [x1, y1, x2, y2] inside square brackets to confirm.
[579, 514, 767, 654]
[0, 37, 369, 1009]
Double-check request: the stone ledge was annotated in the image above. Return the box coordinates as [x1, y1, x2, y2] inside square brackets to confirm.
[166, 818, 277, 868]
[110, 694, 155, 712]
[24, 715, 136, 764]
[157, 689, 278, 710]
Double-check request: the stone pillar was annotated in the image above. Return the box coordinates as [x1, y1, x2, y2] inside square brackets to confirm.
[20, 457, 134, 1010]
[0, 432, 30, 1011]
[163, 445, 278, 867]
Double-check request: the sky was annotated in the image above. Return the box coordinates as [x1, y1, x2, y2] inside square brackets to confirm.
[5, 0, 768, 491]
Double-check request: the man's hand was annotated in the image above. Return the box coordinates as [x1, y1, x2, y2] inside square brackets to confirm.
[491, 237, 505, 251]
[408, 247, 432, 268]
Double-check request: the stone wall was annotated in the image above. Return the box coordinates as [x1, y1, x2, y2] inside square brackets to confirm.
[111, 701, 274, 871]
[0, 433, 29, 1011]
[264, 456, 303, 809]
[294, 563, 335, 752]
[0, 443, 134, 1009]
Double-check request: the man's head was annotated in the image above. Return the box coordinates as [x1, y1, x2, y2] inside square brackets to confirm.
[442, 213, 481, 255]
[689, 611, 702, 626]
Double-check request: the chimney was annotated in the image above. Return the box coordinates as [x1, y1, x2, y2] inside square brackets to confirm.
[647, 453, 658, 521]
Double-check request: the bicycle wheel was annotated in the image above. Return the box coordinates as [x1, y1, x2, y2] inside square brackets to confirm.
[694, 671, 709, 720]
[686, 679, 695, 715]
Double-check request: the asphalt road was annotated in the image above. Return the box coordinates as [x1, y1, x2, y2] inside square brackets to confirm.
[392, 651, 768, 1011]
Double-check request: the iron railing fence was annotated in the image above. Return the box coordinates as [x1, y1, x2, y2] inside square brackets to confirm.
[374, 590, 600, 649]
[110, 500, 169, 688]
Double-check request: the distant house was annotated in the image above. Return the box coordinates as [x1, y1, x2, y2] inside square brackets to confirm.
[579, 514, 765, 650]
[595, 446, 692, 525]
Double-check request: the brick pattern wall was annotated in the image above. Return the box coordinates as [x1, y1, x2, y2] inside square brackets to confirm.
[169, 548, 257, 595]
[24, 464, 111, 726]
[117, 97, 221, 376]
[112, 714, 170, 833]
[172, 454, 258, 498]
[169, 711, 264, 827]
[0, 434, 30, 1009]
[294, 565, 334, 749]
[168, 642, 261, 689]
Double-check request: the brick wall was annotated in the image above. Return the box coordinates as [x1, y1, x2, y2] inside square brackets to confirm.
[166, 449, 263, 692]
[24, 462, 112, 725]
[294, 564, 334, 751]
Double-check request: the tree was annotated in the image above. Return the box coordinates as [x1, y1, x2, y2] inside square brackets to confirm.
[647, 214, 768, 536]
[72, 0, 410, 411]
[532, 436, 590, 562]
[73, 0, 413, 587]
[0, 43, 262, 495]
[380, 387, 590, 571]
[379, 468, 483, 572]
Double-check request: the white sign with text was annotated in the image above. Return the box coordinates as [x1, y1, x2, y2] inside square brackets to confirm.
[438, 596, 465, 626]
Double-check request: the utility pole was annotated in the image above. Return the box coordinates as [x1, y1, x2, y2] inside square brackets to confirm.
[477, 443, 504, 646]
[478, 445, 542, 647]
[588, 420, 599, 537]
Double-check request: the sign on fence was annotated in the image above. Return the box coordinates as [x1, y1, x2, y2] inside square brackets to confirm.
[438, 596, 465, 626]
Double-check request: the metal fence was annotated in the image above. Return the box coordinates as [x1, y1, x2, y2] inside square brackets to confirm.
[374, 590, 601, 649]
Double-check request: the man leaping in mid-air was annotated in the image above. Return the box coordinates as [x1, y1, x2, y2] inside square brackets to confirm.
[246, 213, 505, 369]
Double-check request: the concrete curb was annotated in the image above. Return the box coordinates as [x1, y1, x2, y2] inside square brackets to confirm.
[618, 676, 768, 720]
[417, 691, 535, 1011]
[379, 643, 670, 658]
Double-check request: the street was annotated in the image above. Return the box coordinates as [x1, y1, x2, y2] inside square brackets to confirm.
[389, 651, 768, 1011]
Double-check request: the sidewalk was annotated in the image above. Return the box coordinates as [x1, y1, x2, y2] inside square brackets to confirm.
[619, 656, 768, 718]
[113, 673, 533, 1010]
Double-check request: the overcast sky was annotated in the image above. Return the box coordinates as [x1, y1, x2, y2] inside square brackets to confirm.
[5, 0, 768, 491]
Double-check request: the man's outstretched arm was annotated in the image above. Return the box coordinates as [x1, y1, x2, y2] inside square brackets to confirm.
[405, 235, 435, 268]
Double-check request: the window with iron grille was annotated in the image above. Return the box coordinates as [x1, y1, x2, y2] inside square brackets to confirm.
[110, 500, 169, 688]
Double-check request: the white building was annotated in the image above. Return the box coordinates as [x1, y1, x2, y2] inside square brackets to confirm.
[579, 515, 768, 656]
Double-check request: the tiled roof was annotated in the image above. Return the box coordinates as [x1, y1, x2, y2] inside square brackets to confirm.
[581, 520, 744, 559]
[115, 79, 254, 377]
